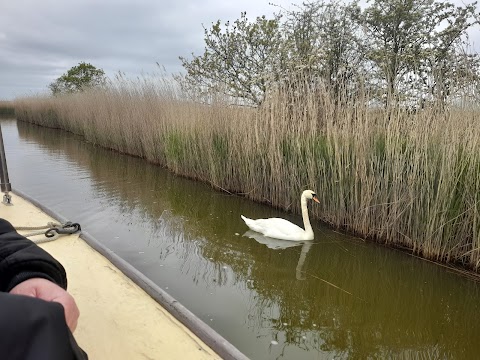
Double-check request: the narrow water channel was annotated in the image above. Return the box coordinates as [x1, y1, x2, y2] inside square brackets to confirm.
[3, 119, 480, 359]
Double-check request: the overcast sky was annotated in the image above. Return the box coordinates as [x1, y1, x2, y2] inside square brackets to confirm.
[1, 0, 479, 100]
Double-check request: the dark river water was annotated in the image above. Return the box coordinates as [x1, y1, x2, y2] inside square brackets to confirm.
[2, 119, 480, 359]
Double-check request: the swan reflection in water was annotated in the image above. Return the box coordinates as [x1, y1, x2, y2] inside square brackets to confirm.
[242, 230, 313, 280]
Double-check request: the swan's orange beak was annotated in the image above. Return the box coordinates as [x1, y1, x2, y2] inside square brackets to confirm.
[312, 195, 320, 204]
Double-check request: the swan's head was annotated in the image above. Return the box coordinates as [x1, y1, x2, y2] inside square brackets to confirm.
[303, 190, 320, 204]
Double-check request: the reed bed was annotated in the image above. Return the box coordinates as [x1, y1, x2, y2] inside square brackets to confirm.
[0, 100, 15, 116]
[13, 78, 480, 271]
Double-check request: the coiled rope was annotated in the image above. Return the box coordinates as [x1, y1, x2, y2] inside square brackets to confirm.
[15, 221, 82, 244]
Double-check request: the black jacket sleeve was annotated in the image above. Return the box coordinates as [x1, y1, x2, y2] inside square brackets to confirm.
[0, 218, 67, 292]
[0, 292, 88, 360]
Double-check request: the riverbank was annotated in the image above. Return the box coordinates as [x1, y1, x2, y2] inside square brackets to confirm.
[14, 84, 480, 272]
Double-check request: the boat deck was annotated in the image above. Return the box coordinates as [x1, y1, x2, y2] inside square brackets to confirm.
[1, 193, 221, 360]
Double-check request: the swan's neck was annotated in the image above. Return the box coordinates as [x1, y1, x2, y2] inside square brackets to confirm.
[301, 195, 313, 238]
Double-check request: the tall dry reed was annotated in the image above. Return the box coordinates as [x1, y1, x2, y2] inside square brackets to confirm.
[13, 77, 480, 271]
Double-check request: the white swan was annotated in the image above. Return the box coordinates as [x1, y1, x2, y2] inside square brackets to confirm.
[240, 190, 320, 241]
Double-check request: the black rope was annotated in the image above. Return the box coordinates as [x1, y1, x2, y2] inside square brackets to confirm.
[44, 222, 82, 238]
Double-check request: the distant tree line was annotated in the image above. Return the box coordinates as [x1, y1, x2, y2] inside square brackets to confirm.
[178, 0, 480, 108]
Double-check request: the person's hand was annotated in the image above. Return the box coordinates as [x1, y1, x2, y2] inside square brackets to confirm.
[9, 278, 79, 332]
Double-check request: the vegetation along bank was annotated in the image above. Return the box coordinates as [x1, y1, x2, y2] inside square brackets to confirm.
[13, 0, 480, 272]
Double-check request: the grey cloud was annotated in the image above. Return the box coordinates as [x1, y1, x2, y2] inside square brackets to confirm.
[1, 0, 477, 99]
[1, 0, 281, 99]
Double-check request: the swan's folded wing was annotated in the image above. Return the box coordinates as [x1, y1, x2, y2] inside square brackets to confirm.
[252, 218, 304, 240]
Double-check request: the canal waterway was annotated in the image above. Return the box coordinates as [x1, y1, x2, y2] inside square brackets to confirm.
[3, 119, 480, 359]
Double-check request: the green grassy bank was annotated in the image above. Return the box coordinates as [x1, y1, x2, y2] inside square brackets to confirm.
[13, 83, 480, 271]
